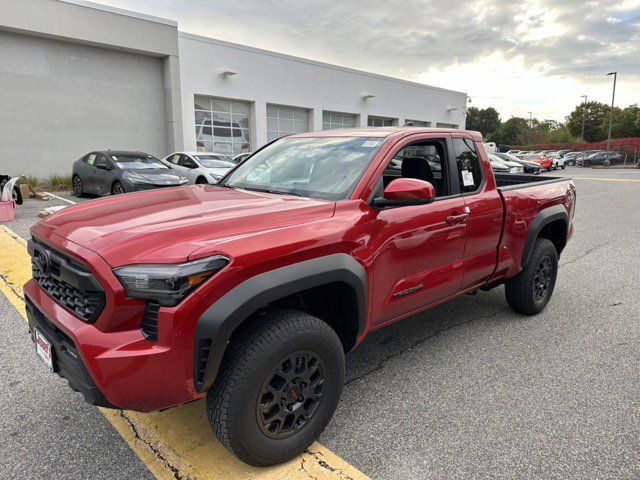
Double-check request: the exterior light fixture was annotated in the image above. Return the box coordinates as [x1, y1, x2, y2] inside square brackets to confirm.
[446, 106, 459, 112]
[362, 94, 376, 101]
[219, 70, 237, 78]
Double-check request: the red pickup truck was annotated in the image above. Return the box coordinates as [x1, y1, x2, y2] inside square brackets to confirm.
[24, 128, 575, 465]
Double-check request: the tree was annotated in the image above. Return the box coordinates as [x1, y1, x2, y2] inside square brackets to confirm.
[494, 117, 529, 145]
[466, 107, 501, 139]
[566, 101, 610, 142]
[611, 104, 640, 138]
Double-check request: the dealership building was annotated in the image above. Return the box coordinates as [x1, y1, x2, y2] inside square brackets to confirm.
[0, 0, 468, 175]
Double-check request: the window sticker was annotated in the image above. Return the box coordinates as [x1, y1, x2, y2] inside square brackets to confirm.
[362, 140, 380, 148]
[462, 170, 474, 187]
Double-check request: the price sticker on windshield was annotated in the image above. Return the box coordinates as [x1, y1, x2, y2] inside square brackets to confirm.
[462, 170, 474, 186]
[362, 140, 380, 148]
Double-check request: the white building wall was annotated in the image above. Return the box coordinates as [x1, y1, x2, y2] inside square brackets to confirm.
[178, 33, 467, 153]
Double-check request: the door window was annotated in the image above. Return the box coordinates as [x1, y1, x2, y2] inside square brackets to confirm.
[179, 155, 197, 168]
[380, 139, 449, 197]
[452, 138, 483, 194]
[85, 153, 97, 166]
[167, 154, 181, 165]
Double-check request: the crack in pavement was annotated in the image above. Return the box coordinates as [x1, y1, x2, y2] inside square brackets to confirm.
[0, 272, 24, 301]
[560, 241, 611, 267]
[302, 449, 356, 480]
[117, 411, 189, 480]
[344, 311, 499, 385]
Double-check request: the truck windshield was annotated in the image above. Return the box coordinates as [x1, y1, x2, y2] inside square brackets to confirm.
[220, 137, 384, 200]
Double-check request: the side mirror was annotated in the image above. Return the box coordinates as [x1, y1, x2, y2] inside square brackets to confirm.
[96, 161, 110, 170]
[374, 178, 436, 208]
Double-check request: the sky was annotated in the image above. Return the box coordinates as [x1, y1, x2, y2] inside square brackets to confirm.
[99, 0, 639, 122]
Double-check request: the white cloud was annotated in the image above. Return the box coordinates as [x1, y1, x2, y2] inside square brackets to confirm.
[99, 0, 640, 122]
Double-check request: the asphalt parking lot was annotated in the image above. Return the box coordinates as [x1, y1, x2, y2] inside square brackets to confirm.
[1, 167, 639, 479]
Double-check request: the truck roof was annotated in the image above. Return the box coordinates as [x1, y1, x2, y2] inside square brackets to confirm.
[290, 127, 482, 141]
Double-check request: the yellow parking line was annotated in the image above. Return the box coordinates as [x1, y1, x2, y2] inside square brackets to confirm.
[572, 177, 640, 183]
[0, 225, 368, 480]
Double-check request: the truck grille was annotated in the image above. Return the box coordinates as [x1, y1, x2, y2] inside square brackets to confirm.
[29, 239, 105, 323]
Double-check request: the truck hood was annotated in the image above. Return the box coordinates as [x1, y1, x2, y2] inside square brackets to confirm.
[38, 185, 335, 266]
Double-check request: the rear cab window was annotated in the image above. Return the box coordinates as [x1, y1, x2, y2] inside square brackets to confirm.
[451, 137, 483, 194]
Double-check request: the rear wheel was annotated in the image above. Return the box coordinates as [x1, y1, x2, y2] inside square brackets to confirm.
[112, 181, 126, 195]
[195, 176, 208, 184]
[206, 310, 345, 466]
[584, 160, 591, 168]
[505, 238, 558, 315]
[72, 175, 84, 197]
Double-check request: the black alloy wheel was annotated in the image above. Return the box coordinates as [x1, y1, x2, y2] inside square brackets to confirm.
[112, 181, 126, 195]
[72, 176, 83, 197]
[533, 256, 553, 302]
[256, 350, 325, 439]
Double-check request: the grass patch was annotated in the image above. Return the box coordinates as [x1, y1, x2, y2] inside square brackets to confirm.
[18, 174, 72, 191]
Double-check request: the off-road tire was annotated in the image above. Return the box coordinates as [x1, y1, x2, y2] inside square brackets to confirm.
[505, 238, 558, 315]
[206, 310, 345, 466]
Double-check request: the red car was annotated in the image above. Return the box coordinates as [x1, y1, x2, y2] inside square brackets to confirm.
[24, 128, 575, 465]
[522, 153, 553, 171]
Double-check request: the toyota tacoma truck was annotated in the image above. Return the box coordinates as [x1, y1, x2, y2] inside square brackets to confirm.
[24, 127, 575, 466]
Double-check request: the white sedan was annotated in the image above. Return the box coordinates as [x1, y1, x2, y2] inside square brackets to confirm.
[162, 152, 236, 184]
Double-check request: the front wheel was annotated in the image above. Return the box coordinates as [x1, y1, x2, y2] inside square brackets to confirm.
[505, 238, 558, 315]
[72, 176, 84, 197]
[206, 310, 345, 466]
[112, 181, 126, 195]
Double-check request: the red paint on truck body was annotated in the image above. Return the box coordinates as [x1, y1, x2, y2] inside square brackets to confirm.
[24, 128, 575, 411]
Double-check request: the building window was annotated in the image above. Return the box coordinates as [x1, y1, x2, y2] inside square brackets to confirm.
[194, 95, 251, 155]
[436, 122, 458, 128]
[267, 104, 309, 141]
[368, 116, 396, 127]
[323, 111, 357, 130]
[404, 120, 431, 127]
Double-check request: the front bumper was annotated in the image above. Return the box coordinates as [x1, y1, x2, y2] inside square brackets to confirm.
[24, 229, 206, 412]
[26, 297, 116, 408]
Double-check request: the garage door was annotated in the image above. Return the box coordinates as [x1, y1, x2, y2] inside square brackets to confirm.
[0, 31, 167, 176]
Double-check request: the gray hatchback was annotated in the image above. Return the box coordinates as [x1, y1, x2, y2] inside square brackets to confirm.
[72, 151, 188, 197]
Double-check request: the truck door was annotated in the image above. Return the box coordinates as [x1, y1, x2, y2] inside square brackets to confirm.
[369, 135, 467, 326]
[450, 135, 504, 290]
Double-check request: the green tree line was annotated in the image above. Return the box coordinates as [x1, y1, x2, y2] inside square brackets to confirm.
[466, 103, 640, 146]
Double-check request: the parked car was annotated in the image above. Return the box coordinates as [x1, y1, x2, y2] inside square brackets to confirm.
[488, 154, 524, 173]
[577, 151, 623, 167]
[547, 152, 566, 170]
[162, 152, 236, 184]
[26, 128, 575, 466]
[495, 153, 541, 174]
[72, 151, 188, 197]
[522, 153, 552, 171]
[233, 152, 252, 164]
[564, 150, 600, 166]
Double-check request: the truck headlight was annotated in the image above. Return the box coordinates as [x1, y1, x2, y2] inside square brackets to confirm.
[114, 255, 229, 306]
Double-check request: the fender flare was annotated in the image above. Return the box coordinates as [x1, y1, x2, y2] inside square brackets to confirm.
[521, 204, 569, 268]
[193, 253, 367, 393]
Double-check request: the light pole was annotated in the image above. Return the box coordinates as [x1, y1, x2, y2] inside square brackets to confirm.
[580, 95, 587, 140]
[527, 111, 533, 146]
[606, 72, 617, 152]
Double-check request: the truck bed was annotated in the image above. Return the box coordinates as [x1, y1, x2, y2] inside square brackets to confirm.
[495, 173, 570, 191]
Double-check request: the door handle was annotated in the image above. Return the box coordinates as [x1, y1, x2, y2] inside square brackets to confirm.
[446, 213, 469, 225]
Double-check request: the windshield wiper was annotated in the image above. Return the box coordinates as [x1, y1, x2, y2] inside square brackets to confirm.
[229, 185, 304, 197]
